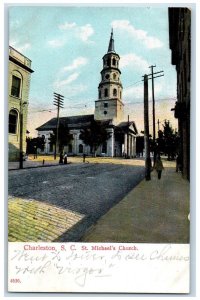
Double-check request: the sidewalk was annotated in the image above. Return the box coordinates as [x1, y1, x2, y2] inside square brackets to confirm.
[81, 160, 190, 243]
[8, 157, 60, 170]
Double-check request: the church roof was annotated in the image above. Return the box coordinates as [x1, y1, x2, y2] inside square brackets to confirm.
[36, 114, 94, 131]
[117, 121, 138, 134]
[36, 114, 114, 131]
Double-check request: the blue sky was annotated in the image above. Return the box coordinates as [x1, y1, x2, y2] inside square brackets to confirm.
[9, 5, 177, 136]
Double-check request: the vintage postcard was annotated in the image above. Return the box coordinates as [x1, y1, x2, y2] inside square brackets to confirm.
[7, 4, 191, 293]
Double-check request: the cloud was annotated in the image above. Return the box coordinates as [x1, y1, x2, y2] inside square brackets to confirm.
[58, 21, 94, 43]
[10, 42, 31, 53]
[62, 57, 88, 72]
[54, 83, 88, 98]
[59, 22, 76, 30]
[79, 24, 94, 42]
[47, 38, 66, 48]
[123, 82, 163, 102]
[120, 53, 149, 72]
[54, 72, 80, 88]
[123, 85, 144, 101]
[111, 20, 163, 49]
[64, 84, 88, 97]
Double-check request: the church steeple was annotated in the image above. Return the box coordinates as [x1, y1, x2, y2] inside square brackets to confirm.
[107, 28, 115, 53]
[94, 30, 124, 123]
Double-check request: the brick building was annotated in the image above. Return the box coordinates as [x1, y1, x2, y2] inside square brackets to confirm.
[8, 46, 34, 161]
[168, 7, 191, 180]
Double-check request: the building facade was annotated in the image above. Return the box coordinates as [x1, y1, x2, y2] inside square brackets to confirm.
[168, 8, 191, 180]
[37, 31, 138, 157]
[8, 46, 34, 161]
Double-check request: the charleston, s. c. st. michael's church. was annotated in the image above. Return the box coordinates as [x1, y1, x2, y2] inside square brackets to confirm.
[36, 30, 138, 157]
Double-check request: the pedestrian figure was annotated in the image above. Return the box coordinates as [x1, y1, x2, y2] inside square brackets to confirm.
[59, 152, 63, 164]
[176, 154, 182, 172]
[83, 153, 86, 163]
[34, 146, 37, 159]
[154, 155, 164, 179]
[64, 152, 68, 164]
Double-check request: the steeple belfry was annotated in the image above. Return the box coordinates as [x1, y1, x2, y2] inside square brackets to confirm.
[94, 29, 124, 123]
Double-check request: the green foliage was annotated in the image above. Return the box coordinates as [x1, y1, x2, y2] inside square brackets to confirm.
[79, 120, 111, 155]
[156, 120, 179, 160]
[26, 136, 45, 154]
[48, 123, 73, 151]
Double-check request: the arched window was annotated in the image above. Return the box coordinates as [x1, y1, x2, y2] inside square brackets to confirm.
[120, 91, 122, 99]
[9, 109, 18, 134]
[112, 58, 116, 66]
[99, 90, 101, 99]
[113, 88, 117, 97]
[79, 144, 83, 153]
[106, 58, 111, 67]
[104, 88, 108, 97]
[113, 73, 116, 80]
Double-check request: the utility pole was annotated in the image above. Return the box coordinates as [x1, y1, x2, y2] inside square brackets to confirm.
[157, 119, 160, 132]
[53, 92, 64, 159]
[148, 66, 164, 165]
[143, 74, 151, 181]
[126, 114, 130, 158]
[19, 108, 24, 169]
[19, 101, 27, 169]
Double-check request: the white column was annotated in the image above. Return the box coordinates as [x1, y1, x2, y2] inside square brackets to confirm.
[130, 135, 133, 157]
[107, 128, 114, 157]
[124, 133, 127, 156]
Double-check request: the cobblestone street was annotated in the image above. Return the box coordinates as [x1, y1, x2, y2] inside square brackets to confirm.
[8, 158, 145, 242]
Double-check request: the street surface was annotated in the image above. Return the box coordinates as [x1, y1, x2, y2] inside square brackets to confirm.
[8, 160, 145, 241]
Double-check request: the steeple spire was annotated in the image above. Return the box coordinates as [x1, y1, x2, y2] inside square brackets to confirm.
[107, 28, 115, 53]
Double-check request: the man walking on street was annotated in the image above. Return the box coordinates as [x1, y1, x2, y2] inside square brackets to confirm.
[154, 155, 164, 179]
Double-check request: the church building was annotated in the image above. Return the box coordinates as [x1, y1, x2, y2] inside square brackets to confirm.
[36, 30, 138, 157]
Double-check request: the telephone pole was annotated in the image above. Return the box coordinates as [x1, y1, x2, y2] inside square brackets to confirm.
[53, 92, 64, 159]
[143, 74, 151, 181]
[126, 114, 130, 158]
[148, 66, 164, 165]
[157, 119, 160, 132]
[19, 101, 27, 169]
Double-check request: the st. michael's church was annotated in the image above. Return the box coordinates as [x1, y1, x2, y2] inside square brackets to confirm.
[36, 30, 138, 157]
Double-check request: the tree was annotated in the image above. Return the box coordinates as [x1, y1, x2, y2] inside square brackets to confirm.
[79, 120, 111, 156]
[48, 123, 73, 152]
[26, 136, 45, 155]
[156, 120, 179, 160]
